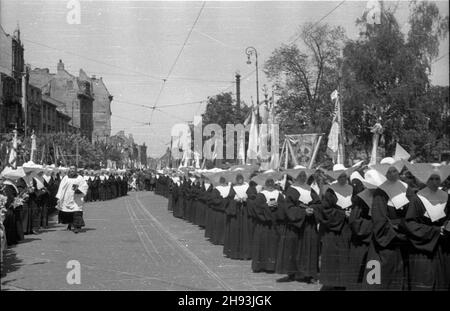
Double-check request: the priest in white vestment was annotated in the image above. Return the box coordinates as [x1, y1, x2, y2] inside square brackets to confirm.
[56, 166, 89, 233]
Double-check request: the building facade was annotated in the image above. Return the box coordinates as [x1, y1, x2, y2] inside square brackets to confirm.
[79, 70, 112, 142]
[138, 143, 148, 167]
[29, 60, 94, 141]
[26, 83, 42, 134]
[0, 25, 24, 134]
[107, 131, 148, 168]
[41, 95, 72, 134]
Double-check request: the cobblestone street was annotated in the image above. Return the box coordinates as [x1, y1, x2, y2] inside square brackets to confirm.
[1, 191, 321, 291]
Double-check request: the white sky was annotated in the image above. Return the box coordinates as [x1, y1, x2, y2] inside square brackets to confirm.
[1, 0, 448, 157]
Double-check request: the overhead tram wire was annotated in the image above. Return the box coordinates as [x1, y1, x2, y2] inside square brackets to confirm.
[23, 38, 232, 85]
[148, 1, 207, 125]
[136, 68, 258, 122]
[432, 52, 449, 64]
[23, 38, 162, 81]
[208, 2, 347, 112]
[290, 0, 347, 44]
[112, 114, 150, 125]
[153, 107, 191, 123]
[114, 99, 206, 109]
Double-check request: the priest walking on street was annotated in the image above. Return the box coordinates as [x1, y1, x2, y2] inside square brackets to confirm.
[56, 166, 89, 234]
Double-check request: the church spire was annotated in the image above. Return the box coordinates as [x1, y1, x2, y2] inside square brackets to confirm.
[13, 22, 20, 42]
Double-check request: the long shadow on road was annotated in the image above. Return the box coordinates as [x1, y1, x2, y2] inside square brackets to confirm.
[1, 247, 23, 286]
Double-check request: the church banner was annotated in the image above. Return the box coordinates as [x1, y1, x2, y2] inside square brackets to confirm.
[284, 133, 323, 168]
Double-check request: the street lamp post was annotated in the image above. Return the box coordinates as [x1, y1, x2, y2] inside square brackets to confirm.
[245, 47, 260, 120]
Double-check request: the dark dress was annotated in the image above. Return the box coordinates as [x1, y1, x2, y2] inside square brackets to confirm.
[195, 183, 211, 228]
[34, 177, 51, 228]
[237, 186, 257, 260]
[190, 182, 202, 226]
[173, 180, 186, 219]
[347, 193, 373, 290]
[123, 176, 129, 196]
[167, 180, 174, 211]
[223, 186, 242, 259]
[404, 192, 450, 291]
[251, 191, 283, 273]
[244, 186, 258, 260]
[184, 181, 194, 222]
[276, 186, 321, 279]
[92, 177, 100, 201]
[16, 176, 39, 234]
[202, 184, 215, 237]
[170, 182, 179, 213]
[46, 176, 58, 213]
[98, 178, 106, 201]
[85, 178, 93, 202]
[209, 187, 234, 246]
[363, 187, 414, 290]
[1, 183, 24, 245]
[318, 188, 353, 288]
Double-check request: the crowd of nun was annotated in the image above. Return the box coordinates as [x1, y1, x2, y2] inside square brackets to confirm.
[152, 158, 450, 291]
[0, 162, 130, 258]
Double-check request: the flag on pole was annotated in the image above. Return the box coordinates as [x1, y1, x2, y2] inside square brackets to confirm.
[194, 151, 200, 168]
[8, 129, 18, 168]
[394, 143, 411, 161]
[363, 0, 381, 25]
[40, 144, 45, 164]
[30, 130, 37, 163]
[284, 134, 322, 168]
[327, 90, 340, 156]
[268, 101, 280, 169]
[203, 135, 218, 162]
[247, 106, 259, 162]
[238, 111, 252, 165]
[369, 122, 383, 165]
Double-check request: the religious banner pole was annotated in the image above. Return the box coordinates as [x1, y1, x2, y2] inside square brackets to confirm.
[337, 49, 345, 165]
[40, 143, 45, 164]
[308, 134, 324, 169]
[76, 140, 79, 167]
[369, 121, 383, 165]
[30, 129, 37, 163]
[286, 139, 298, 167]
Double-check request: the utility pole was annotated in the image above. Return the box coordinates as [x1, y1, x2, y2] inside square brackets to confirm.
[76, 139, 79, 167]
[245, 47, 260, 121]
[169, 136, 173, 168]
[235, 72, 241, 111]
[22, 65, 29, 137]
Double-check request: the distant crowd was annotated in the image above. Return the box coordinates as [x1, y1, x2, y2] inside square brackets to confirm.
[0, 165, 131, 262]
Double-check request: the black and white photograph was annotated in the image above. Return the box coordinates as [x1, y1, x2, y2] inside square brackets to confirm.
[0, 0, 449, 294]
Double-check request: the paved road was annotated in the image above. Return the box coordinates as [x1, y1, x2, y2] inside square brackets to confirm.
[1, 191, 320, 291]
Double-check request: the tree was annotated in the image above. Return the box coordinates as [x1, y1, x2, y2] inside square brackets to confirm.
[202, 92, 250, 128]
[264, 23, 346, 139]
[201, 92, 251, 164]
[342, 1, 448, 160]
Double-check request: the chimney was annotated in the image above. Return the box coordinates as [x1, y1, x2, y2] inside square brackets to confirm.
[235, 72, 241, 110]
[57, 59, 64, 73]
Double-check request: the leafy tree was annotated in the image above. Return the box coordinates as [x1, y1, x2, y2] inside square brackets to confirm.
[342, 1, 448, 160]
[264, 23, 346, 140]
[202, 92, 250, 128]
[201, 92, 251, 164]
